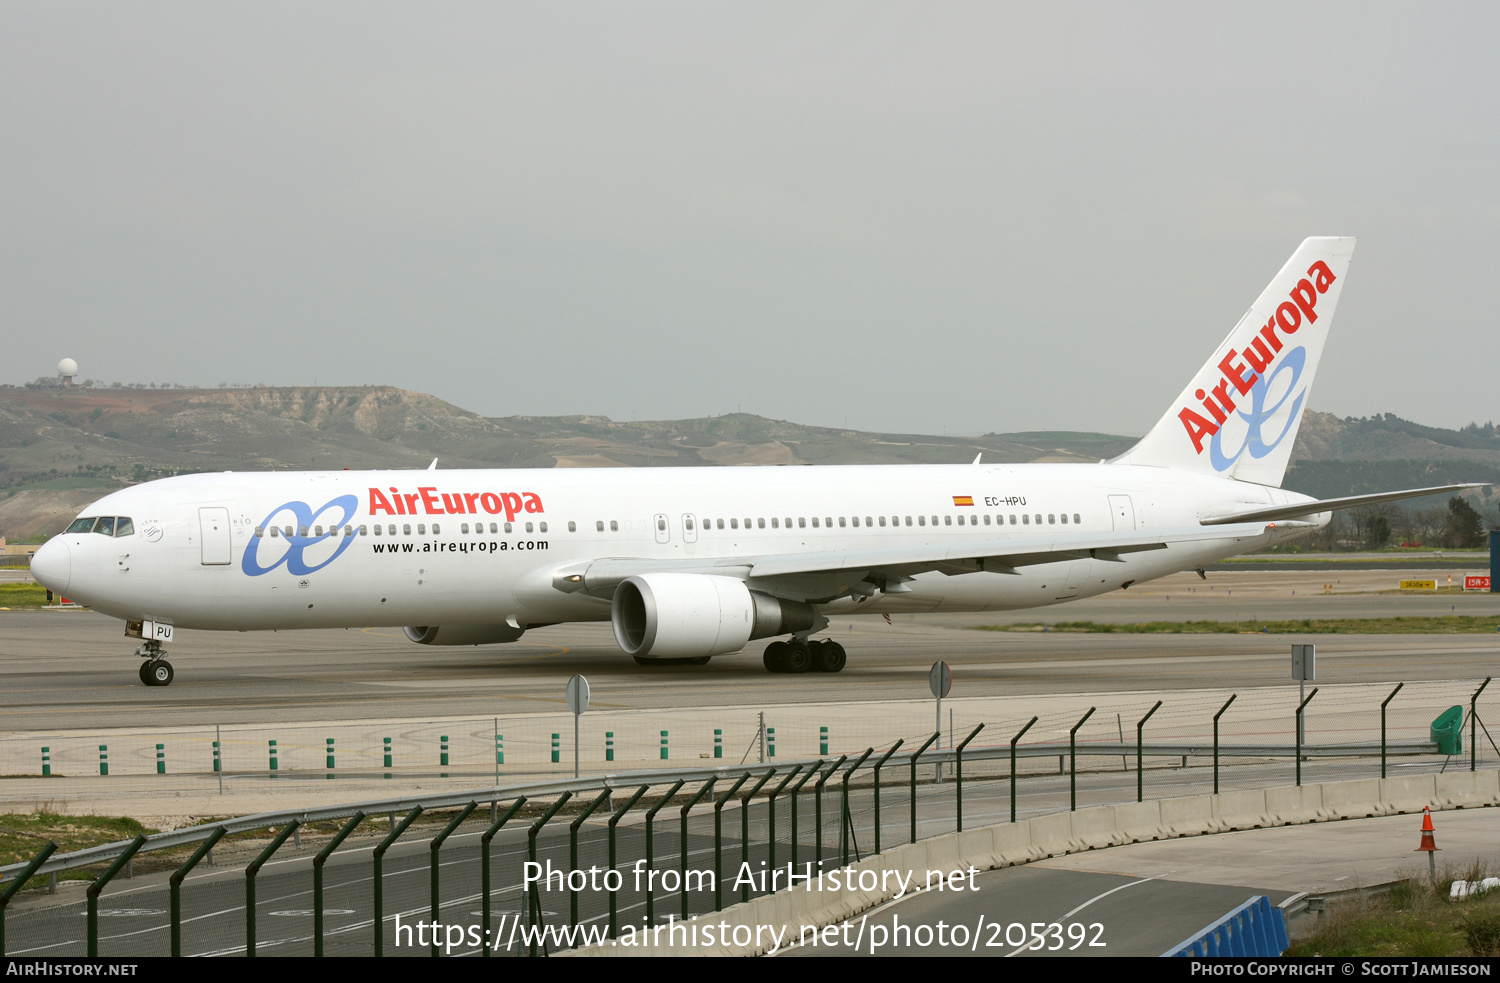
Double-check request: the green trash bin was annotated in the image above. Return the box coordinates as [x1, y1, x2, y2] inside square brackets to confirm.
[1431, 705, 1464, 756]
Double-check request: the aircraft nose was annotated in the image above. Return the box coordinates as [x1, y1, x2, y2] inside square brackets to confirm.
[30, 537, 71, 596]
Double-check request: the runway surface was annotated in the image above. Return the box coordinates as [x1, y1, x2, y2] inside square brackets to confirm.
[2, 569, 1499, 732]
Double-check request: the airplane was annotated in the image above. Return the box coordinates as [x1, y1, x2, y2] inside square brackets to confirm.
[27, 237, 1484, 686]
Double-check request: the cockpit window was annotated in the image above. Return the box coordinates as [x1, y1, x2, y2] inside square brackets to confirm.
[114, 517, 133, 537]
[93, 517, 116, 536]
[66, 517, 95, 534]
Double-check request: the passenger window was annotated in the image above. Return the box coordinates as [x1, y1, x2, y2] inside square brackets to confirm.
[1009, 515, 1016, 525]
[771, 517, 779, 528]
[371, 526, 379, 536]
[717, 519, 725, 529]
[930, 516, 938, 526]
[462, 523, 470, 534]
[539, 522, 547, 533]
[944, 515, 952, 526]
[433, 523, 441, 534]
[114, 517, 133, 537]
[492, 523, 500, 533]
[878, 516, 887, 527]
[731, 518, 739, 529]
[255, 526, 265, 538]
[568, 521, 576, 532]
[983, 514, 991, 525]
[1047, 515, 1055, 525]
[403, 524, 411, 536]
[299, 525, 309, 537]
[811, 517, 819, 528]
[1022, 514, 1030, 525]
[359, 525, 367, 535]
[758, 518, 765, 529]
[388, 525, 396, 535]
[905, 516, 912, 526]
[417, 524, 426, 535]
[525, 522, 534, 533]
[658, 518, 667, 532]
[798, 517, 806, 529]
[744, 518, 751, 529]
[825, 517, 832, 527]
[610, 520, 618, 532]
[596, 520, 605, 532]
[865, 516, 873, 527]
[1060, 514, 1068, 524]
[315, 526, 324, 537]
[839, 517, 847, 528]
[1035, 514, 1042, 525]
[1074, 513, 1081, 524]
[918, 515, 926, 526]
[343, 525, 353, 536]
[285, 526, 294, 538]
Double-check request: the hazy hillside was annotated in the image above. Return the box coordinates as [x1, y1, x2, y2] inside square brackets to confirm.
[1, 384, 1494, 540]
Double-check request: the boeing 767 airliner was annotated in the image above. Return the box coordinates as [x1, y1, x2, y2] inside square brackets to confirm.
[28, 237, 1483, 685]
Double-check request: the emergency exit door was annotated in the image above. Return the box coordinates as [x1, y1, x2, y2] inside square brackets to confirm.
[1107, 495, 1136, 532]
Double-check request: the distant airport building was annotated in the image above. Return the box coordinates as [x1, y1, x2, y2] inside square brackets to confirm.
[58, 357, 77, 387]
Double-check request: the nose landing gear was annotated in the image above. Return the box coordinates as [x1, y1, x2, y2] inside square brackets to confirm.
[135, 640, 174, 687]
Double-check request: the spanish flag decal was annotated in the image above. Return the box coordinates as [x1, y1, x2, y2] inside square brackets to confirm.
[953, 495, 974, 507]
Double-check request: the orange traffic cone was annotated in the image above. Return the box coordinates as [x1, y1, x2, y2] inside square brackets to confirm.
[1416, 806, 1439, 880]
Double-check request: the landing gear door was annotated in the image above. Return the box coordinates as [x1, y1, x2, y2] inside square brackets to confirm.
[199, 507, 232, 565]
[1107, 495, 1136, 532]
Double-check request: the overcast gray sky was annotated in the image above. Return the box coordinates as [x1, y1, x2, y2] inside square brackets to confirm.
[4, 3, 1497, 436]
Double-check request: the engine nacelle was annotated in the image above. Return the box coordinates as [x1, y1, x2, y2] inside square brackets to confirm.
[611, 573, 815, 659]
[403, 623, 527, 646]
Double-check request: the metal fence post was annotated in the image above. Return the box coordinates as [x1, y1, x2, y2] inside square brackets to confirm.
[1, 841, 57, 957]
[1213, 695, 1235, 795]
[814, 755, 846, 873]
[841, 749, 873, 863]
[313, 813, 363, 957]
[910, 733, 939, 843]
[480, 798, 526, 958]
[1136, 701, 1162, 803]
[374, 806, 423, 957]
[679, 780, 716, 920]
[430, 803, 478, 956]
[1472, 677, 1492, 772]
[713, 774, 751, 911]
[170, 826, 225, 957]
[954, 726, 984, 832]
[608, 786, 648, 938]
[788, 762, 822, 870]
[1009, 716, 1038, 823]
[247, 822, 299, 958]
[872, 740, 902, 854]
[1296, 688, 1319, 786]
[766, 766, 802, 883]
[526, 793, 573, 957]
[1381, 683, 1403, 779]
[1069, 707, 1096, 811]
[740, 770, 775, 903]
[86, 835, 146, 956]
[644, 780, 684, 927]
[568, 790, 611, 940]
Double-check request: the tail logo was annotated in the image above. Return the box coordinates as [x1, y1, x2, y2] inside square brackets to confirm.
[1208, 346, 1306, 472]
[243, 495, 360, 577]
[1178, 260, 1335, 457]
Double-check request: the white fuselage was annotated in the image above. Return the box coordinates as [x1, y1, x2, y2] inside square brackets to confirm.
[34, 462, 1321, 636]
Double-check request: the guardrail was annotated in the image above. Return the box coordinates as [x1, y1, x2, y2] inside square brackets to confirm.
[1163, 895, 1290, 957]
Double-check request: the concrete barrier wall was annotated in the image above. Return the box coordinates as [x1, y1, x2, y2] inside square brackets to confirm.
[569, 770, 1500, 957]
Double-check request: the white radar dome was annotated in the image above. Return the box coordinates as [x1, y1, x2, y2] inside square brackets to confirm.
[58, 358, 78, 377]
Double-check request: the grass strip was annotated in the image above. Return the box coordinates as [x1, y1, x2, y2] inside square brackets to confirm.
[0, 583, 50, 609]
[1289, 866, 1500, 957]
[975, 615, 1500, 634]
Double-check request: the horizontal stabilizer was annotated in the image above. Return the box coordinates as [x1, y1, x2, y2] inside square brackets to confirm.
[1199, 483, 1488, 526]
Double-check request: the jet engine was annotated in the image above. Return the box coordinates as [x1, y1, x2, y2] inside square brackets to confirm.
[403, 623, 527, 646]
[611, 573, 815, 659]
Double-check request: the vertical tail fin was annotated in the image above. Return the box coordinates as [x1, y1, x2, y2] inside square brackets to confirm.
[1112, 236, 1356, 487]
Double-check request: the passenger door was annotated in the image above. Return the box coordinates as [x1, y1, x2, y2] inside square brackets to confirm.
[199, 507, 232, 565]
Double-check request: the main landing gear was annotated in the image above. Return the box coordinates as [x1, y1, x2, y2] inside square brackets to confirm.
[762, 638, 846, 674]
[136, 640, 174, 687]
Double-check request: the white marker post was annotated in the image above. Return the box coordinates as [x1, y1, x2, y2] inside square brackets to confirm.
[930, 661, 951, 781]
[567, 674, 590, 779]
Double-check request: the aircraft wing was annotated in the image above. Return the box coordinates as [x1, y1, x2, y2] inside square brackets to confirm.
[571, 523, 1268, 596]
[1198, 483, 1487, 526]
